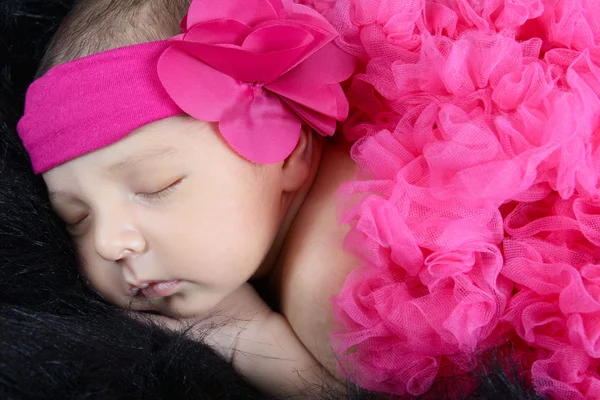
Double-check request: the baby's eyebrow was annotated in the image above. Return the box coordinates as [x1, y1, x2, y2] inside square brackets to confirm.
[108, 146, 180, 173]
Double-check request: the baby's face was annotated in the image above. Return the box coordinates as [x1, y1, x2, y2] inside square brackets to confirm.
[44, 115, 285, 317]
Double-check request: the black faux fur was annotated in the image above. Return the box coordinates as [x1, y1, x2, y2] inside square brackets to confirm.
[0, 1, 546, 399]
[0, 2, 267, 399]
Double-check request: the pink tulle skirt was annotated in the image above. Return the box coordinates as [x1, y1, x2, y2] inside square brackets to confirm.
[299, 0, 600, 398]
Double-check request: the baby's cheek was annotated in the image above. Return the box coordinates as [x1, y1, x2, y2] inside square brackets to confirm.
[76, 243, 124, 303]
[84, 268, 125, 305]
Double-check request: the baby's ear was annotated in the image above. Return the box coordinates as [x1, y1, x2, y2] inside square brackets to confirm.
[280, 125, 318, 192]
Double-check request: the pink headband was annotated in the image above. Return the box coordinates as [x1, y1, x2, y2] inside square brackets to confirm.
[18, 0, 355, 174]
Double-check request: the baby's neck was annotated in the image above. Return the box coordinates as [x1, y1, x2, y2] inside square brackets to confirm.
[253, 139, 354, 279]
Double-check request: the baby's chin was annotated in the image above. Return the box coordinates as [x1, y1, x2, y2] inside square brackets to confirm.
[134, 290, 228, 320]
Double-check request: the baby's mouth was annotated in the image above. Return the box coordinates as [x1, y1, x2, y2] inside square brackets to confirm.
[130, 280, 183, 299]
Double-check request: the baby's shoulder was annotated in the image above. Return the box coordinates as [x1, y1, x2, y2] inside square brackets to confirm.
[273, 141, 359, 378]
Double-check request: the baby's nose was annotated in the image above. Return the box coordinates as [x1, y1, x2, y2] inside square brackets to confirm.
[94, 218, 146, 262]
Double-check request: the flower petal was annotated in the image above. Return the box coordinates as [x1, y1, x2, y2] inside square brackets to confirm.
[280, 97, 337, 136]
[184, 19, 252, 46]
[170, 34, 312, 83]
[253, 18, 337, 74]
[242, 24, 313, 53]
[266, 43, 354, 117]
[269, 82, 338, 118]
[180, 14, 188, 31]
[278, 0, 293, 15]
[306, 42, 357, 84]
[187, 0, 280, 28]
[157, 46, 243, 121]
[219, 87, 301, 163]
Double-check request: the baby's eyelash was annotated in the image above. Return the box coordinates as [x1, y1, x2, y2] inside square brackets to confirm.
[138, 179, 183, 202]
[66, 216, 88, 234]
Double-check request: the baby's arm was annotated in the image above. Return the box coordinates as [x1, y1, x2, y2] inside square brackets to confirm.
[179, 284, 342, 398]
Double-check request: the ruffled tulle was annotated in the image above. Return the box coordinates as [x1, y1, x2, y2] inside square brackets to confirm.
[320, 0, 600, 397]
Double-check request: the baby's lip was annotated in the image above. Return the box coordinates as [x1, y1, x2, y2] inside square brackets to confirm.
[128, 281, 155, 296]
[141, 280, 183, 299]
[129, 280, 183, 299]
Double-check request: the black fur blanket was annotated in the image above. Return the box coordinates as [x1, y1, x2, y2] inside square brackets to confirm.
[0, 1, 265, 399]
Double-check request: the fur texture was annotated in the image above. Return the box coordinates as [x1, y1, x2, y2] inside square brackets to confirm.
[0, 2, 266, 399]
[0, 1, 546, 399]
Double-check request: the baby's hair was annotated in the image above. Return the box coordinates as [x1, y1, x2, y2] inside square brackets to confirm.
[37, 0, 191, 77]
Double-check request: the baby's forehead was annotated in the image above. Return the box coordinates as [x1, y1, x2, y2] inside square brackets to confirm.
[44, 115, 217, 184]
[105, 143, 182, 173]
[98, 116, 202, 164]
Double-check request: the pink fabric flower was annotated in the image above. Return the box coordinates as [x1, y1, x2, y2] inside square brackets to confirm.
[157, 0, 355, 163]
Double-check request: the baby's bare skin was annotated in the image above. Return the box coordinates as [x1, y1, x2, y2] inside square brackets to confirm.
[152, 142, 357, 394]
[151, 142, 358, 396]
[44, 116, 342, 397]
[155, 283, 343, 398]
[274, 141, 358, 380]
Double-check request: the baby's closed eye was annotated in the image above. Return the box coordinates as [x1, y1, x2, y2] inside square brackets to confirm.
[135, 177, 184, 203]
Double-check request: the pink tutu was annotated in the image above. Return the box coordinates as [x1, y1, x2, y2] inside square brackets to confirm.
[299, 0, 600, 397]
